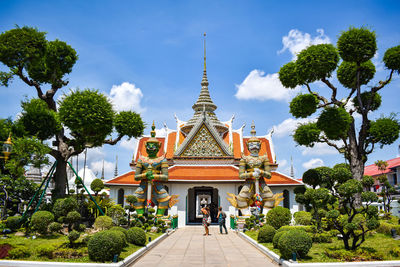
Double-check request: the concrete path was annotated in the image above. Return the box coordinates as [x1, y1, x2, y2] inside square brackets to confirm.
[131, 226, 278, 267]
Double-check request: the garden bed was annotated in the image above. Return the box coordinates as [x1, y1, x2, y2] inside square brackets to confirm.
[0, 231, 162, 263]
[245, 230, 400, 263]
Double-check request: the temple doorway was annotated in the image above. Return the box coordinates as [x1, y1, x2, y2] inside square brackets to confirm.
[187, 186, 219, 224]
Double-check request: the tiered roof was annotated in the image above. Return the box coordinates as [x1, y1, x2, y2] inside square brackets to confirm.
[364, 157, 400, 177]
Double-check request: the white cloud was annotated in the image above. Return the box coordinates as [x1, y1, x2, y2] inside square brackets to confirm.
[120, 138, 137, 150]
[235, 70, 300, 102]
[278, 29, 331, 59]
[372, 52, 384, 72]
[271, 117, 315, 138]
[301, 142, 339, 156]
[302, 158, 324, 169]
[277, 159, 288, 168]
[90, 160, 114, 179]
[109, 82, 145, 113]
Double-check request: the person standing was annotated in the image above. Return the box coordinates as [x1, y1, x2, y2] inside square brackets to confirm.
[217, 207, 228, 234]
[201, 206, 211, 236]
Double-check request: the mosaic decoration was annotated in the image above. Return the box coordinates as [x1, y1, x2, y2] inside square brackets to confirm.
[182, 125, 227, 157]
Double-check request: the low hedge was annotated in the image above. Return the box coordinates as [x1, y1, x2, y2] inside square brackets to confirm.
[273, 231, 286, 249]
[278, 229, 313, 259]
[277, 225, 316, 233]
[294, 211, 312, 225]
[257, 225, 276, 243]
[376, 221, 400, 235]
[88, 230, 125, 262]
[126, 227, 146, 246]
[31, 211, 54, 235]
[6, 216, 21, 231]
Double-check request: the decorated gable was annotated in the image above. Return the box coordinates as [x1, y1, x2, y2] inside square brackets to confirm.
[181, 125, 227, 157]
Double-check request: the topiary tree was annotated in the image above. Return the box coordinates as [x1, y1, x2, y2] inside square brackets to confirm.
[279, 27, 400, 203]
[278, 229, 313, 259]
[88, 230, 124, 262]
[48, 222, 63, 234]
[6, 216, 22, 231]
[30, 211, 54, 235]
[125, 195, 137, 227]
[94, 215, 113, 230]
[293, 211, 312, 226]
[66, 210, 81, 232]
[68, 230, 80, 247]
[257, 224, 276, 243]
[90, 179, 104, 196]
[265, 206, 292, 230]
[52, 197, 78, 221]
[126, 227, 146, 246]
[375, 160, 396, 216]
[0, 26, 145, 198]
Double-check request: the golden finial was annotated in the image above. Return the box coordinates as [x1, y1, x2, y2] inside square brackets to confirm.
[151, 121, 156, 138]
[203, 32, 206, 71]
[248, 121, 260, 143]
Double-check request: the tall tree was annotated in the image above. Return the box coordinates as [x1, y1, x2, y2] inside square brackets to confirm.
[0, 26, 145, 198]
[279, 27, 400, 190]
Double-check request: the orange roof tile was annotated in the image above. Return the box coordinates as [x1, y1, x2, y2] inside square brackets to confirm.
[105, 171, 139, 185]
[223, 132, 229, 145]
[106, 168, 302, 185]
[165, 132, 176, 159]
[232, 132, 242, 159]
[364, 157, 400, 177]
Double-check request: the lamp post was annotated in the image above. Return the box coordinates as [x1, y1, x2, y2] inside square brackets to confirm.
[1, 134, 12, 161]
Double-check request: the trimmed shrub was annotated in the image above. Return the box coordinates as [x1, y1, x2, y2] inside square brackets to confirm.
[52, 197, 78, 218]
[257, 225, 276, 243]
[109, 229, 127, 247]
[76, 223, 86, 232]
[376, 221, 400, 235]
[8, 246, 31, 259]
[294, 211, 312, 225]
[94, 215, 113, 230]
[278, 229, 313, 259]
[312, 232, 332, 243]
[31, 211, 54, 235]
[110, 226, 128, 237]
[277, 225, 316, 233]
[68, 230, 80, 246]
[265, 206, 292, 230]
[6, 216, 21, 232]
[48, 222, 63, 233]
[66, 211, 81, 224]
[126, 227, 146, 246]
[36, 244, 55, 258]
[82, 234, 92, 244]
[88, 230, 124, 262]
[273, 231, 286, 249]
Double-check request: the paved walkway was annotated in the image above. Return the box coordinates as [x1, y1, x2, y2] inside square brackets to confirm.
[131, 226, 278, 267]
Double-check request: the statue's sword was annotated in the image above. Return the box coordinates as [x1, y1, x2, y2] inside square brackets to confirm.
[146, 166, 153, 210]
[254, 168, 262, 213]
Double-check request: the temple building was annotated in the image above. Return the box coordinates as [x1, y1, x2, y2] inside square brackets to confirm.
[106, 49, 303, 227]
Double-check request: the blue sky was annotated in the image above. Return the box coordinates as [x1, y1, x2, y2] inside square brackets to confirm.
[0, 1, 399, 179]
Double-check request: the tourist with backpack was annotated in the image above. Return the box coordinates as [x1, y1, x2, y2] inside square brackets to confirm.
[217, 207, 228, 234]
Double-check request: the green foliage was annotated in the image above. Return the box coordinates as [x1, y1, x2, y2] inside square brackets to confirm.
[289, 94, 319, 118]
[76, 224, 86, 232]
[36, 244, 55, 258]
[361, 176, 375, 190]
[279, 61, 299, 88]
[114, 111, 145, 138]
[353, 91, 381, 113]
[337, 27, 376, 63]
[126, 195, 138, 205]
[94, 215, 113, 230]
[278, 229, 313, 259]
[19, 98, 61, 140]
[68, 230, 80, 246]
[312, 232, 332, 243]
[383, 45, 400, 73]
[48, 222, 62, 233]
[66, 211, 81, 224]
[110, 226, 128, 237]
[296, 44, 339, 84]
[273, 230, 286, 249]
[90, 178, 104, 195]
[337, 60, 375, 89]
[257, 224, 276, 243]
[294, 211, 312, 225]
[369, 116, 400, 147]
[109, 229, 127, 247]
[376, 221, 400, 235]
[265, 206, 292, 230]
[126, 227, 146, 246]
[107, 204, 125, 226]
[30, 211, 54, 235]
[58, 89, 114, 147]
[302, 169, 321, 188]
[6, 216, 21, 231]
[52, 197, 78, 218]
[88, 230, 124, 262]
[8, 246, 31, 259]
[0, 26, 47, 69]
[293, 123, 321, 147]
[317, 107, 352, 140]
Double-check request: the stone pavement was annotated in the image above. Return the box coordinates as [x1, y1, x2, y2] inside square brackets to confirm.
[131, 226, 278, 267]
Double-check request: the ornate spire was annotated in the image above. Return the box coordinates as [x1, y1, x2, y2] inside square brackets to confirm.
[290, 156, 294, 178]
[181, 33, 228, 135]
[248, 121, 260, 143]
[114, 155, 118, 177]
[101, 159, 105, 180]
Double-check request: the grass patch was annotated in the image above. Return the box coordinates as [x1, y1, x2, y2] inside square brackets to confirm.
[0, 231, 163, 263]
[245, 230, 400, 263]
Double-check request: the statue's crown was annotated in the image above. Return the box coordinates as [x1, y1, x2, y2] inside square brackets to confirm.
[147, 121, 160, 144]
[247, 121, 261, 144]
